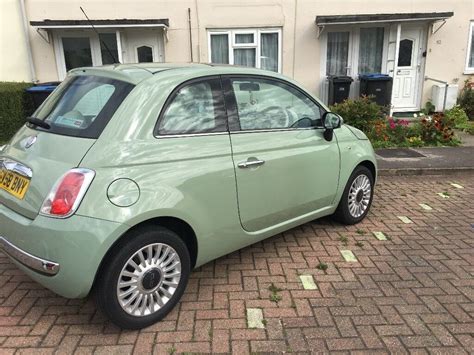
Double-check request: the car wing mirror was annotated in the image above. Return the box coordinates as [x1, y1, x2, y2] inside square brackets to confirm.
[322, 112, 342, 141]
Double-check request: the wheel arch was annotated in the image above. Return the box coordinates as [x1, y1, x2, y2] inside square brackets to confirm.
[91, 216, 198, 294]
[358, 160, 377, 181]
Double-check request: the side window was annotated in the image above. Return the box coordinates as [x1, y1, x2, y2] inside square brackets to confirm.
[157, 78, 226, 135]
[230, 78, 322, 131]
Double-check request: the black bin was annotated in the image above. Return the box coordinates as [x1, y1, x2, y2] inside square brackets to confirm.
[26, 82, 61, 110]
[359, 74, 393, 106]
[328, 76, 353, 105]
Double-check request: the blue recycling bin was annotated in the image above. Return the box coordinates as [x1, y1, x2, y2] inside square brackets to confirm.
[26, 82, 60, 110]
[359, 74, 393, 107]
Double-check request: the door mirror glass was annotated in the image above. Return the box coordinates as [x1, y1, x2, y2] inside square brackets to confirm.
[323, 112, 342, 130]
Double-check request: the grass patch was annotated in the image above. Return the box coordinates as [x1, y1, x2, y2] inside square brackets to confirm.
[316, 262, 328, 271]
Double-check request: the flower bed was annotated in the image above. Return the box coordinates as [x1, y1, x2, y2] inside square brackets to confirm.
[330, 98, 461, 148]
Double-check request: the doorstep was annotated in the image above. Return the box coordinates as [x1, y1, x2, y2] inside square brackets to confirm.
[376, 146, 474, 175]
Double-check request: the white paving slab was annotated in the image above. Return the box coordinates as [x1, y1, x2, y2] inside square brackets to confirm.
[299, 275, 318, 290]
[397, 216, 413, 224]
[246, 308, 265, 329]
[340, 250, 357, 262]
[373, 231, 387, 241]
[419, 203, 433, 210]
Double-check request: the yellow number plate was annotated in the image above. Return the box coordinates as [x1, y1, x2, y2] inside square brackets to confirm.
[0, 168, 31, 199]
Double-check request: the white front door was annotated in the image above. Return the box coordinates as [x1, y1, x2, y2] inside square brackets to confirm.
[392, 26, 425, 111]
[122, 29, 164, 64]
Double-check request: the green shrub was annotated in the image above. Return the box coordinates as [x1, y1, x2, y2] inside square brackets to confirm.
[421, 101, 436, 115]
[0, 82, 34, 143]
[456, 121, 474, 135]
[330, 96, 385, 132]
[445, 105, 469, 128]
[458, 79, 474, 120]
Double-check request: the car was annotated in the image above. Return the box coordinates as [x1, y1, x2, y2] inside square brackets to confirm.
[0, 63, 376, 329]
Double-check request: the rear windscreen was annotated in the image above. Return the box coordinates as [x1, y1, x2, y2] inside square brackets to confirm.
[31, 75, 134, 139]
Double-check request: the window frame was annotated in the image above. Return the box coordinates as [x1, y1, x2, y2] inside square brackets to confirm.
[465, 21, 474, 74]
[222, 74, 327, 133]
[154, 75, 228, 138]
[320, 24, 389, 79]
[53, 30, 120, 80]
[208, 28, 282, 73]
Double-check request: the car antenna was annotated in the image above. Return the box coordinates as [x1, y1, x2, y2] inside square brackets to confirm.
[80, 6, 120, 64]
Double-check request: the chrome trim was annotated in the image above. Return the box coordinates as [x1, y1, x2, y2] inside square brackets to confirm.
[154, 126, 325, 139]
[238, 159, 265, 168]
[155, 131, 228, 139]
[231, 127, 324, 134]
[0, 158, 33, 178]
[0, 236, 60, 275]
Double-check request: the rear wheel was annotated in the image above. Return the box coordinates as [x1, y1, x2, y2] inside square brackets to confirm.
[333, 165, 374, 225]
[95, 226, 190, 329]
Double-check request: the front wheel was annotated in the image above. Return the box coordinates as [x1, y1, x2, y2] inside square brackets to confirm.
[95, 226, 190, 329]
[333, 165, 374, 225]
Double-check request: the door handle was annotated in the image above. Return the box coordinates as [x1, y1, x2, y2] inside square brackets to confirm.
[237, 158, 265, 169]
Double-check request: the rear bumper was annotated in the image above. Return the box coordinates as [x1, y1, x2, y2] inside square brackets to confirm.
[0, 203, 128, 298]
[0, 236, 60, 275]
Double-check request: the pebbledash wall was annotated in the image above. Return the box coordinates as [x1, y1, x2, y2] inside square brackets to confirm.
[2, 0, 474, 110]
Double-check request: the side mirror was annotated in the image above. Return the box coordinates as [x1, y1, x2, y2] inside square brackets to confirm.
[322, 112, 342, 141]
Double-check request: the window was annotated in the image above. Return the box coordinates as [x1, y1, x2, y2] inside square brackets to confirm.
[137, 46, 153, 63]
[465, 22, 474, 73]
[32, 75, 134, 139]
[359, 27, 384, 74]
[99, 33, 119, 65]
[210, 34, 229, 64]
[157, 79, 227, 135]
[62, 37, 93, 71]
[55, 31, 120, 79]
[326, 32, 350, 76]
[209, 29, 281, 72]
[231, 78, 322, 131]
[398, 39, 414, 67]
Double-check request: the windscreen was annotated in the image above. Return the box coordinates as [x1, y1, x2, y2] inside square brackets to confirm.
[32, 75, 134, 139]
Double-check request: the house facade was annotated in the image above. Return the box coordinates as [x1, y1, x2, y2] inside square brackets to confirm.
[2, 0, 474, 113]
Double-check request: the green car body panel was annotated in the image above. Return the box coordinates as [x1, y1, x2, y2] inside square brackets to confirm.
[0, 64, 377, 299]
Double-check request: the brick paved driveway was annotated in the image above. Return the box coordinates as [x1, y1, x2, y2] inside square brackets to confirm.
[1, 174, 473, 354]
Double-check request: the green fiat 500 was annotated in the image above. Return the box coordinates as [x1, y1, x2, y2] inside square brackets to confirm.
[0, 64, 376, 329]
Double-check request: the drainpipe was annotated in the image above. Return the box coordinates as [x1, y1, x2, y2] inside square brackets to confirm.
[188, 8, 193, 62]
[19, 0, 37, 83]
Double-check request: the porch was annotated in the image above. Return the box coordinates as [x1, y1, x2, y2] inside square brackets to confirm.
[316, 12, 454, 113]
[30, 19, 169, 80]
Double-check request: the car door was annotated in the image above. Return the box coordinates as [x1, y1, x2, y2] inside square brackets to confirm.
[223, 76, 340, 232]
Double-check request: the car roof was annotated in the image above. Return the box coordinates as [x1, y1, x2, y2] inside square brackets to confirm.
[68, 62, 286, 85]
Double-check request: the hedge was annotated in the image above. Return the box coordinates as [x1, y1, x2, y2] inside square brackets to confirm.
[0, 82, 34, 143]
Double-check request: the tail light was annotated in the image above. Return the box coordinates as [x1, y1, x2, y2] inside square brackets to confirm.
[40, 168, 95, 218]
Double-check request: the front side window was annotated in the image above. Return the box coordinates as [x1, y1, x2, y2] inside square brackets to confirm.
[466, 22, 474, 72]
[359, 27, 384, 74]
[231, 78, 323, 131]
[209, 29, 281, 72]
[32, 75, 134, 139]
[157, 79, 227, 135]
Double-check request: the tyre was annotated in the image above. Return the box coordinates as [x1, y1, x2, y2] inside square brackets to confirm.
[95, 226, 191, 329]
[333, 165, 374, 225]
